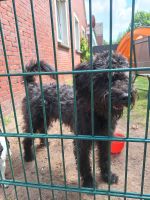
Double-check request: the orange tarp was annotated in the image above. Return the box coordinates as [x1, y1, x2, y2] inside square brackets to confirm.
[116, 27, 150, 60]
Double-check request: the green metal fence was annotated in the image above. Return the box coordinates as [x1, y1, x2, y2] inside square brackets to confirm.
[0, 0, 150, 199]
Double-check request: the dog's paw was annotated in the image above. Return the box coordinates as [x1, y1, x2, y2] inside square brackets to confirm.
[24, 154, 34, 162]
[102, 172, 118, 184]
[82, 178, 97, 188]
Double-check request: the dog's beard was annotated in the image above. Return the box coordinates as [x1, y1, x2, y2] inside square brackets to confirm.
[113, 105, 124, 111]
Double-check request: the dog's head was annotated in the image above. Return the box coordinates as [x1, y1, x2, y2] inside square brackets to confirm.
[75, 51, 137, 119]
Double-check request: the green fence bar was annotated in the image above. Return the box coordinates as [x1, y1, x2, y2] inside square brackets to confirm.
[68, 0, 81, 199]
[107, 1, 113, 199]
[140, 78, 150, 195]
[124, 0, 135, 199]
[49, 0, 67, 199]
[89, 1, 96, 199]
[0, 179, 150, 199]
[0, 66, 150, 77]
[1, 132, 150, 143]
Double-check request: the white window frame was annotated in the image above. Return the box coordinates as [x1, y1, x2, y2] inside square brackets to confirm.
[81, 26, 86, 38]
[55, 0, 69, 46]
[92, 30, 97, 46]
[74, 13, 80, 51]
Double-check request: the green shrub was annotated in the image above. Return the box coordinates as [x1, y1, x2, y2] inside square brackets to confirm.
[80, 37, 90, 63]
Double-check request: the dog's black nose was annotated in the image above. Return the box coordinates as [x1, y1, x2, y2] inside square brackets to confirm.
[121, 93, 129, 102]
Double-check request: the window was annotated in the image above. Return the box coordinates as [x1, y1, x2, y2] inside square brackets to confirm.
[74, 14, 80, 51]
[56, 0, 69, 46]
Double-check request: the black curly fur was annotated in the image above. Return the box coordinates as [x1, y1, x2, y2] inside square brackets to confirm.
[25, 60, 56, 82]
[22, 51, 136, 188]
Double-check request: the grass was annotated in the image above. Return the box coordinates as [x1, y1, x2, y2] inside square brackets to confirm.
[64, 78, 73, 86]
[3, 115, 12, 126]
[0, 113, 13, 129]
[129, 76, 149, 126]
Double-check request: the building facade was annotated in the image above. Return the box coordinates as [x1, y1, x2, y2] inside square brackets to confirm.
[0, 0, 87, 114]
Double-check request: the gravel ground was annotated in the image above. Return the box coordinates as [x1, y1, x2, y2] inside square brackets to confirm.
[0, 109, 150, 200]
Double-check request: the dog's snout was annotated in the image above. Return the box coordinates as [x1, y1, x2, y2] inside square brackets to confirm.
[121, 93, 129, 102]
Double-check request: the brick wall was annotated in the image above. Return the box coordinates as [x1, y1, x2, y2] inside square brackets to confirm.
[0, 0, 87, 115]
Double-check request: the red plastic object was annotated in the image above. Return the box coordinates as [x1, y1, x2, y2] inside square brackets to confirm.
[111, 132, 125, 154]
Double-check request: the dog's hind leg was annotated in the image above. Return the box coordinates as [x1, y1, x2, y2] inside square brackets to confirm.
[23, 123, 37, 162]
[38, 117, 51, 147]
[23, 121, 50, 161]
[73, 140, 93, 188]
[23, 136, 34, 162]
[97, 141, 118, 184]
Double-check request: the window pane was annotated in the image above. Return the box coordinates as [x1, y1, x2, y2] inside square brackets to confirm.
[56, 0, 68, 45]
[56, 1, 62, 41]
[61, 2, 68, 45]
[75, 18, 80, 50]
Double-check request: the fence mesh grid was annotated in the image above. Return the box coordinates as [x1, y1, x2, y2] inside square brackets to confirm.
[0, 0, 150, 199]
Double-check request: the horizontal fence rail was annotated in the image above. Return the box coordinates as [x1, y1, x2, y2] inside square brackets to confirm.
[0, 133, 150, 143]
[0, 67, 150, 77]
[0, 180, 150, 199]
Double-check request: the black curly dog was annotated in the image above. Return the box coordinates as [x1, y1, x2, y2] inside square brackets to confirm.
[22, 51, 136, 187]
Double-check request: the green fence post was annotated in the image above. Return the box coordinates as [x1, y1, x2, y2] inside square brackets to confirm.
[124, 1, 135, 199]
[140, 77, 150, 195]
[107, 0, 113, 199]
[48, 0, 68, 199]
[89, 1, 96, 200]
[68, 1, 81, 199]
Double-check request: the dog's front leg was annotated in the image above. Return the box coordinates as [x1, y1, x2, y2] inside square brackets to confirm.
[23, 138, 34, 162]
[97, 141, 118, 184]
[73, 140, 94, 188]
